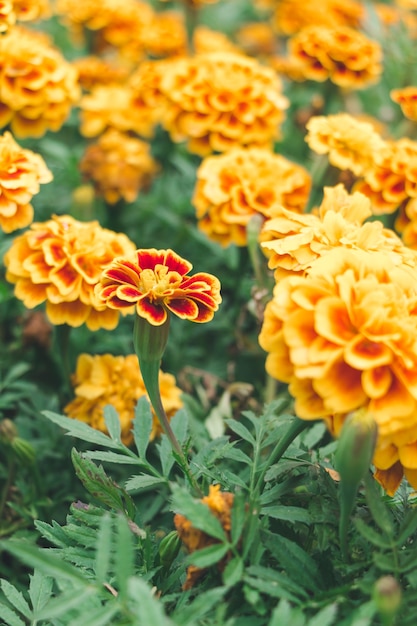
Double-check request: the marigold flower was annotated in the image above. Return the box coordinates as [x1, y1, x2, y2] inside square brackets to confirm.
[259, 247, 417, 494]
[272, 0, 364, 34]
[0, 131, 52, 233]
[12, 0, 50, 22]
[288, 25, 383, 89]
[142, 11, 187, 59]
[73, 56, 130, 91]
[260, 184, 416, 280]
[158, 52, 289, 156]
[174, 484, 234, 589]
[79, 129, 159, 205]
[0, 26, 80, 138]
[193, 26, 239, 55]
[4, 214, 136, 330]
[0, 0, 15, 32]
[193, 147, 311, 247]
[128, 60, 171, 135]
[95, 248, 222, 326]
[64, 353, 183, 445]
[305, 114, 388, 177]
[391, 86, 417, 122]
[235, 22, 276, 57]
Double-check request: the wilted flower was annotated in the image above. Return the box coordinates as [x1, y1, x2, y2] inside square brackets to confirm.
[80, 129, 159, 204]
[174, 484, 234, 589]
[288, 25, 383, 89]
[193, 147, 311, 247]
[259, 246, 417, 494]
[305, 113, 388, 177]
[0, 131, 52, 233]
[73, 56, 130, 91]
[95, 248, 222, 326]
[391, 86, 417, 122]
[272, 0, 364, 34]
[0, 26, 80, 137]
[64, 353, 183, 445]
[159, 52, 288, 155]
[4, 214, 136, 330]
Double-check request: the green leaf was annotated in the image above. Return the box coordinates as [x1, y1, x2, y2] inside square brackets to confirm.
[35, 587, 96, 620]
[225, 419, 256, 446]
[28, 570, 53, 615]
[133, 396, 153, 460]
[86, 450, 143, 465]
[125, 474, 167, 493]
[0, 603, 25, 626]
[127, 577, 174, 625]
[115, 514, 134, 600]
[231, 491, 247, 547]
[158, 434, 175, 476]
[308, 604, 338, 626]
[395, 507, 417, 547]
[67, 603, 119, 626]
[268, 599, 304, 626]
[222, 556, 243, 587]
[261, 505, 312, 524]
[103, 405, 122, 442]
[171, 587, 227, 626]
[171, 485, 227, 541]
[95, 513, 113, 584]
[364, 474, 393, 535]
[187, 542, 230, 569]
[355, 518, 389, 549]
[43, 411, 121, 450]
[0, 579, 31, 619]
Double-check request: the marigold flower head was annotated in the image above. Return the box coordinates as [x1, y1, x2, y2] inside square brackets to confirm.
[272, 0, 364, 34]
[193, 26, 239, 55]
[0, 26, 80, 138]
[142, 11, 187, 59]
[159, 52, 289, 156]
[288, 25, 383, 89]
[128, 60, 171, 134]
[0, 131, 52, 233]
[0, 0, 15, 31]
[4, 214, 136, 330]
[64, 353, 183, 445]
[391, 86, 417, 122]
[235, 22, 276, 57]
[259, 246, 417, 494]
[306, 114, 388, 177]
[0, 0, 49, 32]
[79, 129, 159, 205]
[95, 248, 222, 326]
[73, 56, 130, 91]
[260, 184, 417, 280]
[174, 484, 234, 589]
[193, 147, 311, 247]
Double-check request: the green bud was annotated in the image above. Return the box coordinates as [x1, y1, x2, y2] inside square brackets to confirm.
[0, 419, 18, 444]
[12, 438, 36, 465]
[373, 576, 402, 621]
[159, 530, 181, 569]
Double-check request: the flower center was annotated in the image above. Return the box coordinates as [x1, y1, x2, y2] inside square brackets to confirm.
[140, 265, 182, 300]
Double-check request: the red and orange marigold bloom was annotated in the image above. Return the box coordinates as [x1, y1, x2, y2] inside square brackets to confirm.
[79, 129, 159, 205]
[64, 353, 183, 445]
[95, 248, 222, 326]
[391, 86, 417, 122]
[0, 26, 80, 138]
[4, 214, 136, 330]
[158, 52, 289, 156]
[193, 147, 311, 247]
[288, 25, 383, 89]
[0, 131, 52, 233]
[259, 246, 417, 494]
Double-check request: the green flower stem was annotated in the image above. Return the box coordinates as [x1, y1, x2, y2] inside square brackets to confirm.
[55, 323, 72, 395]
[247, 214, 268, 291]
[184, 0, 198, 54]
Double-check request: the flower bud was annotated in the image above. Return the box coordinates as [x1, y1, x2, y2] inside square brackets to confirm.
[0, 419, 18, 444]
[159, 530, 181, 569]
[12, 438, 36, 465]
[373, 576, 402, 621]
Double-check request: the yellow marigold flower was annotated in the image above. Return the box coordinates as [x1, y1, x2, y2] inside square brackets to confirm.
[391, 86, 417, 122]
[193, 147, 311, 247]
[0, 26, 80, 138]
[259, 247, 417, 494]
[193, 26, 239, 55]
[273, 0, 364, 34]
[73, 56, 130, 91]
[64, 353, 183, 445]
[0, 0, 15, 32]
[12, 0, 50, 22]
[235, 22, 276, 57]
[95, 248, 222, 326]
[142, 11, 187, 59]
[305, 113, 388, 177]
[80, 129, 159, 205]
[0, 131, 52, 233]
[159, 52, 289, 156]
[174, 484, 234, 590]
[288, 25, 383, 89]
[128, 60, 171, 135]
[260, 184, 416, 280]
[4, 214, 136, 330]
[355, 138, 417, 215]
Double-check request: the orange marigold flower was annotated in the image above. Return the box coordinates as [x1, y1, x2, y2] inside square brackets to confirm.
[128, 60, 171, 135]
[235, 22, 276, 57]
[260, 184, 416, 280]
[79, 129, 159, 205]
[0, 26, 80, 138]
[193, 147, 311, 247]
[272, 0, 364, 34]
[159, 52, 289, 156]
[259, 247, 417, 494]
[0, 131, 52, 233]
[142, 11, 187, 59]
[12, 0, 50, 22]
[193, 26, 240, 55]
[391, 86, 417, 122]
[288, 25, 383, 89]
[4, 214, 136, 330]
[305, 113, 388, 177]
[95, 248, 222, 326]
[64, 353, 183, 445]
[174, 484, 234, 589]
[0, 0, 15, 32]
[73, 56, 130, 91]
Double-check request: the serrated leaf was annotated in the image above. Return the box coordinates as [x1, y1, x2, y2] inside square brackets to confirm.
[0, 579, 31, 619]
[85, 450, 142, 465]
[171, 587, 227, 626]
[268, 599, 304, 626]
[67, 603, 119, 626]
[133, 396, 153, 460]
[187, 542, 230, 569]
[355, 518, 389, 549]
[395, 507, 417, 547]
[43, 411, 121, 450]
[231, 492, 247, 547]
[127, 577, 174, 625]
[103, 405, 122, 442]
[308, 603, 338, 626]
[0, 603, 25, 626]
[245, 565, 308, 601]
[364, 474, 393, 535]
[225, 447, 252, 465]
[261, 505, 312, 524]
[158, 434, 175, 476]
[225, 419, 256, 446]
[35, 587, 95, 620]
[171, 486, 227, 541]
[28, 570, 53, 615]
[115, 514, 134, 600]
[95, 514, 113, 584]
[222, 556, 243, 587]
[34, 520, 70, 548]
[125, 474, 166, 493]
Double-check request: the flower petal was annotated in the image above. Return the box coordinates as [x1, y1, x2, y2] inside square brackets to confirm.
[136, 296, 167, 326]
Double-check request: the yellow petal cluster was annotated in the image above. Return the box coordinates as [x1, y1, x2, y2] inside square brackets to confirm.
[73, 56, 129, 92]
[4, 214, 136, 330]
[259, 246, 417, 495]
[0, 131, 52, 233]
[0, 0, 49, 32]
[391, 86, 417, 122]
[80, 129, 159, 204]
[261, 185, 417, 280]
[0, 0, 15, 32]
[288, 25, 383, 89]
[0, 26, 80, 138]
[272, 0, 364, 34]
[306, 113, 388, 177]
[193, 147, 311, 247]
[159, 52, 289, 156]
[64, 353, 183, 445]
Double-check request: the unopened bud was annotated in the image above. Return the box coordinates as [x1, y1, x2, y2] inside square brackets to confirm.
[12, 438, 36, 465]
[159, 530, 181, 569]
[373, 575, 402, 619]
[0, 419, 18, 444]
[335, 408, 377, 493]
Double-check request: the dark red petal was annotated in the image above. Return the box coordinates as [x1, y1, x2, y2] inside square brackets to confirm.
[136, 248, 163, 271]
[166, 297, 199, 320]
[108, 295, 136, 310]
[193, 304, 215, 323]
[117, 285, 142, 302]
[163, 249, 192, 276]
[104, 260, 141, 286]
[136, 296, 167, 325]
